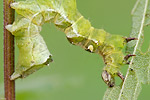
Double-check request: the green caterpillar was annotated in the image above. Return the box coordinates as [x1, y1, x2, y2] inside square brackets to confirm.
[6, 0, 137, 87]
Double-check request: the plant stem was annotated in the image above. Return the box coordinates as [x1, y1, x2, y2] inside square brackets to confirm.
[3, 0, 15, 100]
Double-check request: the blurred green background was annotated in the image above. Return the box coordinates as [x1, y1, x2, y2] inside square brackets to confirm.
[0, 0, 150, 100]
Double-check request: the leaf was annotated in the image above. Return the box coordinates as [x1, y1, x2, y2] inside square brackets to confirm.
[145, 1, 150, 26]
[103, 0, 150, 100]
[103, 86, 121, 100]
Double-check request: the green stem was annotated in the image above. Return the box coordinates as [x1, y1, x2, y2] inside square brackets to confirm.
[3, 0, 15, 100]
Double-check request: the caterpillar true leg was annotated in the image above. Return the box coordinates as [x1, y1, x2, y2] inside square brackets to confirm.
[124, 54, 136, 61]
[117, 72, 125, 82]
[124, 37, 138, 42]
[123, 54, 136, 65]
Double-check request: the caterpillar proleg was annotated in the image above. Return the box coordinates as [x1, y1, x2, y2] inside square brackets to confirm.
[6, 0, 137, 87]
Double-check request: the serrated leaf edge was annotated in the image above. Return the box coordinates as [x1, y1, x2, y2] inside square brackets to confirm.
[118, 0, 149, 99]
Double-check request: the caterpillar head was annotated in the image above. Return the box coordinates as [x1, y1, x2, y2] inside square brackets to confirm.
[101, 70, 115, 87]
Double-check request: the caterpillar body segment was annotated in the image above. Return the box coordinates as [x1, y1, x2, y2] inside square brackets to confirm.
[6, 0, 136, 87]
[10, 0, 109, 52]
[6, 17, 53, 80]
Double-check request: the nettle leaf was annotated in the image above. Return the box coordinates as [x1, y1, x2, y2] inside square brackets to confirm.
[103, 86, 121, 100]
[103, 0, 150, 100]
[145, 1, 150, 26]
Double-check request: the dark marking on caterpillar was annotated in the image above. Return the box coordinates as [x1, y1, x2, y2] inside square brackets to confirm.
[5, 0, 137, 87]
